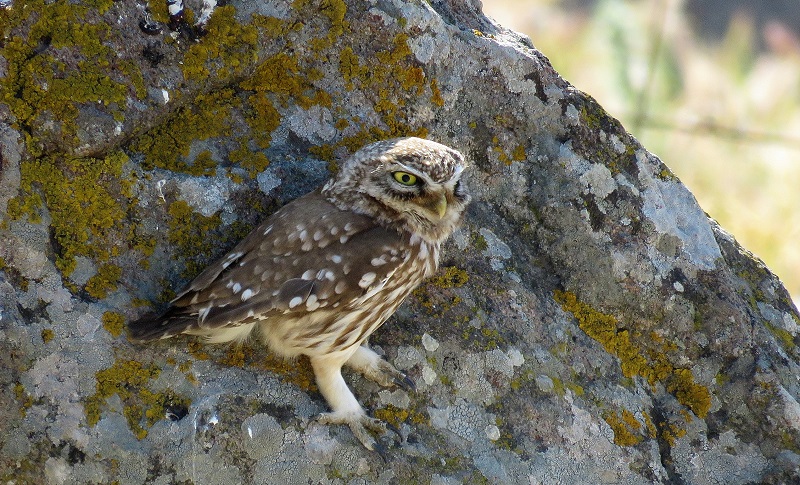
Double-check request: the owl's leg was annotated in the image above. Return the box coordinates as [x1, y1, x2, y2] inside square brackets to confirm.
[345, 345, 415, 390]
[311, 354, 388, 451]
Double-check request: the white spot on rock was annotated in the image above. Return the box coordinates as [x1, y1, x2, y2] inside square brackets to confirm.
[580, 163, 616, 199]
[485, 424, 501, 441]
[422, 365, 437, 385]
[422, 333, 439, 352]
[640, 171, 722, 270]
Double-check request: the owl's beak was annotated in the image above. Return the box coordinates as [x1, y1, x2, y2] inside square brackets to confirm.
[425, 193, 447, 219]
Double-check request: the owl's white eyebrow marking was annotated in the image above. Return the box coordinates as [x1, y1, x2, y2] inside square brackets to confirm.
[359, 272, 377, 288]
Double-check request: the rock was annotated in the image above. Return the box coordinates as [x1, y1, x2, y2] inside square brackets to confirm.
[1, 0, 798, 483]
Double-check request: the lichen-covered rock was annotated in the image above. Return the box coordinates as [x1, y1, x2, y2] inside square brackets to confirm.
[1, 1, 799, 483]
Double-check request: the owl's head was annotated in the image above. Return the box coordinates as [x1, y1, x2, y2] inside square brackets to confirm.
[323, 137, 471, 243]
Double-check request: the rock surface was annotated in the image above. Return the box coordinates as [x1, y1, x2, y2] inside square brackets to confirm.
[1, 1, 799, 483]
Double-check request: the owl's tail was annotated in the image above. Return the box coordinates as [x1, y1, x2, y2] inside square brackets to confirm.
[127, 307, 195, 342]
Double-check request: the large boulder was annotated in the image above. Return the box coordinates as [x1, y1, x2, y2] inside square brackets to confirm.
[1, 1, 798, 483]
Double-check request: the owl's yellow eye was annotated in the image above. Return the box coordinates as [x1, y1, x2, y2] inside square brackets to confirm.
[392, 171, 418, 186]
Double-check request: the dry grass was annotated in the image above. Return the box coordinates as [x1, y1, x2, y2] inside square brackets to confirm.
[483, 0, 800, 303]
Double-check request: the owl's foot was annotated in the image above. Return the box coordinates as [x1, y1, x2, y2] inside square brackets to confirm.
[347, 345, 416, 391]
[317, 411, 391, 452]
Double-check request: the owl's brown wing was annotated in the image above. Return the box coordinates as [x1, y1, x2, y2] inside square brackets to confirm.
[129, 190, 412, 341]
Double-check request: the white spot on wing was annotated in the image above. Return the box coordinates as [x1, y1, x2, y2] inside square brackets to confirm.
[289, 296, 303, 308]
[359, 272, 377, 288]
[331, 254, 342, 264]
[241, 289, 254, 301]
[232, 283, 241, 293]
[306, 294, 319, 311]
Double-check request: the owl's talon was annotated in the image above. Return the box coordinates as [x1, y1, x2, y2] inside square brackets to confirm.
[347, 347, 416, 391]
[395, 374, 416, 391]
[317, 411, 389, 451]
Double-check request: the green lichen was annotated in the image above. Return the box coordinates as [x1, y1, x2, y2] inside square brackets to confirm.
[511, 144, 527, 162]
[0, 0, 145, 153]
[85, 359, 189, 439]
[180, 5, 259, 82]
[40, 328, 55, 343]
[6, 152, 142, 294]
[474, 232, 489, 251]
[311, 31, 435, 165]
[166, 200, 223, 278]
[14, 382, 34, 417]
[101, 311, 125, 338]
[84, 263, 122, 299]
[428, 266, 469, 289]
[132, 89, 237, 175]
[764, 320, 796, 350]
[554, 290, 711, 418]
[292, 0, 349, 47]
[373, 404, 427, 429]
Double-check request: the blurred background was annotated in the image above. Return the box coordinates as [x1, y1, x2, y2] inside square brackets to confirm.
[482, 0, 800, 305]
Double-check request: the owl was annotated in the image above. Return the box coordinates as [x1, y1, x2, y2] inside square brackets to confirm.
[129, 137, 470, 450]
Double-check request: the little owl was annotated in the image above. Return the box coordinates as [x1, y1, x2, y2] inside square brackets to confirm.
[129, 137, 470, 450]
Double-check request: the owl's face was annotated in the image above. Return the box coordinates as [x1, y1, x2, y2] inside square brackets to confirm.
[323, 137, 470, 243]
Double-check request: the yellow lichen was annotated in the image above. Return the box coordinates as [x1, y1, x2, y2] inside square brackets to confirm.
[41, 328, 55, 343]
[554, 290, 711, 418]
[85, 359, 189, 439]
[166, 200, 223, 278]
[84, 263, 122, 300]
[428, 266, 469, 289]
[101, 311, 125, 338]
[604, 409, 643, 446]
[6, 152, 141, 294]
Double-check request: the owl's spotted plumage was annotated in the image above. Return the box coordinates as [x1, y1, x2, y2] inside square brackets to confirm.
[129, 137, 470, 450]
